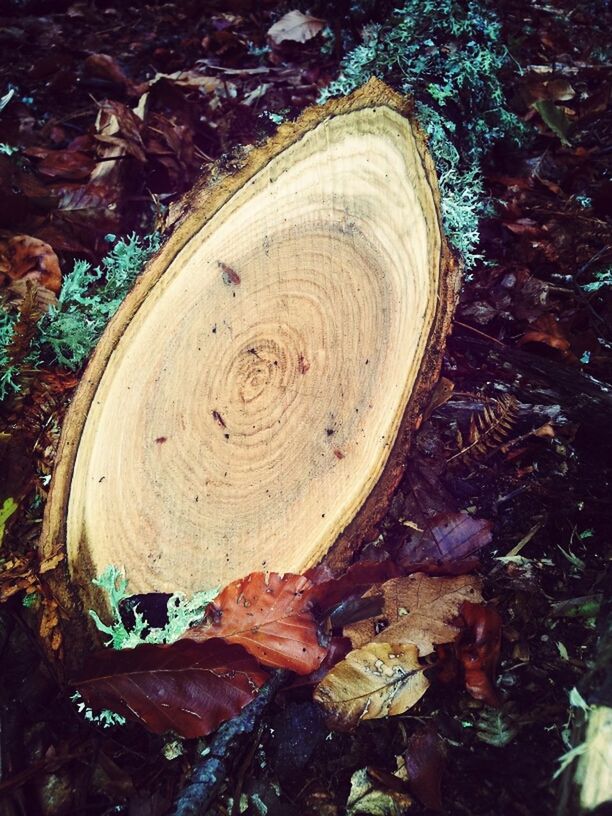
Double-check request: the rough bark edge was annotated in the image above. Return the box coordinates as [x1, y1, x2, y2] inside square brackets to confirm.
[39, 77, 460, 661]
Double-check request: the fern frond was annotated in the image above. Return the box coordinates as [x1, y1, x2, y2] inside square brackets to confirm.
[448, 394, 519, 465]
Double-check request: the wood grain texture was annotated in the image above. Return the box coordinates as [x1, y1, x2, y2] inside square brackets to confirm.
[40, 79, 458, 625]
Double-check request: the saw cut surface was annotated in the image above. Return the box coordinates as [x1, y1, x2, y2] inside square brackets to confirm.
[65, 95, 443, 596]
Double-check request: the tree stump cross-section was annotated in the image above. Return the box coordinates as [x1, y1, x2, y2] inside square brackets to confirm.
[41, 78, 458, 621]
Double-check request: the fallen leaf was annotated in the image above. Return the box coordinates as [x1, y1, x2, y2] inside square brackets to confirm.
[399, 511, 492, 573]
[268, 10, 326, 45]
[289, 636, 352, 688]
[306, 560, 401, 613]
[502, 217, 541, 236]
[0, 496, 18, 544]
[314, 642, 429, 730]
[343, 574, 482, 656]
[525, 77, 575, 104]
[152, 70, 236, 97]
[182, 572, 326, 675]
[29, 148, 95, 180]
[456, 602, 502, 706]
[0, 235, 62, 294]
[0, 553, 38, 602]
[519, 313, 575, 360]
[404, 725, 447, 811]
[532, 99, 571, 145]
[75, 638, 268, 738]
[83, 53, 146, 96]
[346, 767, 413, 815]
[422, 376, 455, 422]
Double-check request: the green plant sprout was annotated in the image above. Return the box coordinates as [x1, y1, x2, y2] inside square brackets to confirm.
[0, 496, 18, 545]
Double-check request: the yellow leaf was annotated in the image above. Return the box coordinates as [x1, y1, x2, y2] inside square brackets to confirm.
[314, 642, 429, 730]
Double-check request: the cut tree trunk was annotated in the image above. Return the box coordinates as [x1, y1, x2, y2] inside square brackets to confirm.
[40, 78, 458, 628]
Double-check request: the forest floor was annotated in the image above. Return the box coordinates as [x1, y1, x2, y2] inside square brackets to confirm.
[0, 1, 611, 815]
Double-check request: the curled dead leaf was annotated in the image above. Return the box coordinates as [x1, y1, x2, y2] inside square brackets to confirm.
[268, 10, 326, 45]
[519, 313, 576, 361]
[314, 642, 429, 730]
[0, 235, 62, 294]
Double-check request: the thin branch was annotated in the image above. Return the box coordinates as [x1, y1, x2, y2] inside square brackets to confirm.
[172, 670, 288, 816]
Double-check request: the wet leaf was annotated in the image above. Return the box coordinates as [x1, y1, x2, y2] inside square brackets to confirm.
[399, 511, 492, 572]
[75, 638, 268, 738]
[519, 313, 574, 360]
[181, 572, 327, 675]
[306, 560, 401, 613]
[456, 602, 502, 706]
[314, 642, 429, 730]
[0, 497, 18, 545]
[268, 11, 326, 45]
[346, 767, 413, 815]
[404, 725, 447, 811]
[29, 147, 95, 180]
[532, 99, 571, 145]
[83, 53, 144, 96]
[344, 574, 482, 656]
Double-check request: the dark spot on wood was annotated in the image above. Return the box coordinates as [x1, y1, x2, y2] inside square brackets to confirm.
[155, 436, 167, 444]
[219, 261, 241, 286]
[298, 355, 310, 374]
[212, 410, 226, 428]
[224, 433, 230, 440]
[326, 428, 335, 436]
[98, 476, 105, 483]
[334, 448, 345, 459]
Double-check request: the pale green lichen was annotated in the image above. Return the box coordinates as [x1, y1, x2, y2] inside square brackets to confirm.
[76, 566, 218, 729]
[319, 0, 528, 268]
[37, 232, 161, 370]
[0, 233, 160, 401]
[582, 264, 612, 293]
[89, 565, 219, 650]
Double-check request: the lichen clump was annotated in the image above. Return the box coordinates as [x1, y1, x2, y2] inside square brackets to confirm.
[319, 0, 527, 267]
[0, 233, 160, 400]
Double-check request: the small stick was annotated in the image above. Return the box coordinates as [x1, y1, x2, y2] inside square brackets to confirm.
[172, 670, 288, 816]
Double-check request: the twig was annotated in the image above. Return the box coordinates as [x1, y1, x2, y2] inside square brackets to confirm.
[172, 670, 288, 816]
[452, 319, 506, 347]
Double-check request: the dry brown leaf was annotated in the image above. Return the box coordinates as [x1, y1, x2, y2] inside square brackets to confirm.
[344, 574, 482, 656]
[267, 10, 325, 45]
[0, 235, 62, 294]
[314, 642, 429, 730]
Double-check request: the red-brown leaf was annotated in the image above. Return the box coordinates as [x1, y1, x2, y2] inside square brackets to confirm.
[75, 638, 267, 738]
[399, 511, 493, 573]
[1, 234, 62, 294]
[456, 602, 502, 706]
[182, 572, 326, 675]
[305, 560, 402, 613]
[404, 725, 447, 812]
[33, 149, 95, 180]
